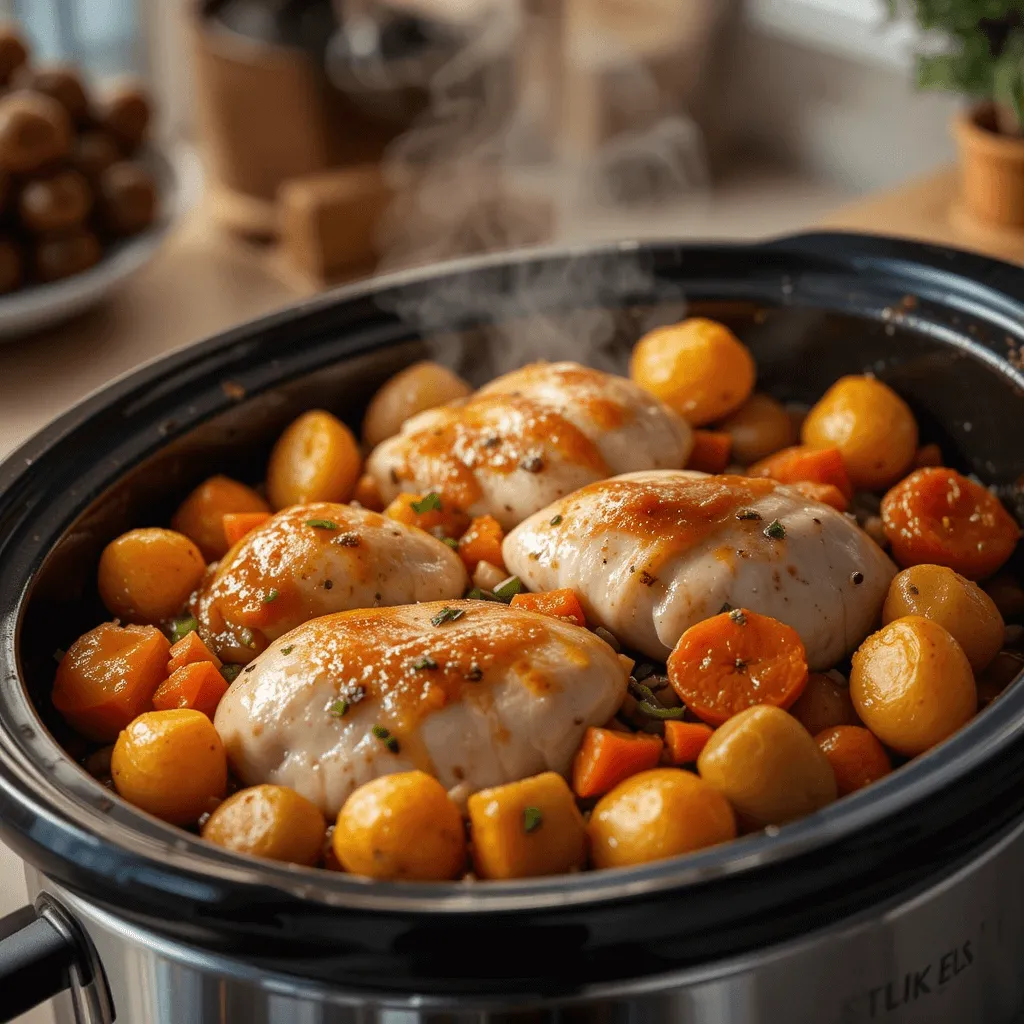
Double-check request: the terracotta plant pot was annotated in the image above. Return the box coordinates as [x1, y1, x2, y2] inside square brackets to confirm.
[954, 104, 1024, 230]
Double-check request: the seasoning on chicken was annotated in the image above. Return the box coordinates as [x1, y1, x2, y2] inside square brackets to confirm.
[213, 600, 629, 816]
[366, 361, 693, 530]
[194, 503, 468, 663]
[503, 470, 896, 670]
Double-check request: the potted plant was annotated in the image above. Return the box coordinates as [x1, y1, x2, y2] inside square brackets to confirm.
[894, 0, 1024, 229]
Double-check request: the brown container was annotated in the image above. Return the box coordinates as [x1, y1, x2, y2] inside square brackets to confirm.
[954, 104, 1024, 230]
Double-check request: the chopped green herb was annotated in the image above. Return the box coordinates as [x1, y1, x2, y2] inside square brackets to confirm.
[729, 608, 748, 626]
[442, 537, 459, 549]
[221, 664, 242, 683]
[523, 806, 543, 833]
[737, 509, 762, 521]
[549, 515, 563, 526]
[329, 700, 349, 718]
[411, 493, 442, 514]
[386, 736, 400, 754]
[371, 724, 390, 739]
[239, 628, 255, 648]
[635, 700, 688, 721]
[466, 663, 483, 681]
[628, 678, 660, 704]
[431, 607, 466, 627]
[764, 519, 786, 540]
[281, 645, 294, 655]
[411, 654, 439, 670]
[53, 648, 66, 663]
[466, 587, 501, 603]
[336, 532, 360, 547]
[263, 588, 279, 604]
[371, 724, 401, 753]
[171, 615, 198, 643]
[306, 519, 340, 530]
[493, 576, 523, 602]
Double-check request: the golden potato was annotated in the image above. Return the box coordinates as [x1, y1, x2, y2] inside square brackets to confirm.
[801, 375, 918, 491]
[588, 768, 736, 870]
[629, 318, 756, 426]
[883, 564, 1004, 672]
[334, 771, 465, 881]
[788, 672, 859, 737]
[202, 784, 325, 866]
[697, 705, 836, 828]
[111, 709, 227, 825]
[850, 616, 977, 756]
[171, 475, 270, 561]
[267, 410, 361, 510]
[468, 772, 586, 880]
[98, 528, 206, 625]
[362, 361, 471, 449]
[719, 393, 797, 465]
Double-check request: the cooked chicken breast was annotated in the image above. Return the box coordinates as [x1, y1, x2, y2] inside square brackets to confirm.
[214, 601, 629, 815]
[194, 503, 468, 662]
[503, 471, 896, 670]
[366, 362, 693, 529]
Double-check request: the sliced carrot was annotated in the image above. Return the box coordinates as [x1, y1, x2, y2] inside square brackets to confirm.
[749, 445, 853, 499]
[458, 515, 506, 573]
[663, 721, 714, 764]
[167, 631, 222, 676]
[352, 473, 385, 512]
[223, 512, 271, 548]
[816, 725, 891, 796]
[152, 661, 229, 719]
[686, 431, 732, 475]
[571, 726, 664, 798]
[52, 622, 170, 742]
[880, 467, 1020, 579]
[791, 481, 849, 513]
[510, 588, 586, 627]
[383, 492, 471, 541]
[667, 608, 808, 726]
[913, 444, 943, 469]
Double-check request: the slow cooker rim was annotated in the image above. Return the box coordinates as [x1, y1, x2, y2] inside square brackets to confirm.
[2, 232, 1024, 919]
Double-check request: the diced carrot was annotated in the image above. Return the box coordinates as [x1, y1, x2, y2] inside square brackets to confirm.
[223, 512, 271, 548]
[881, 467, 1020, 579]
[791, 481, 849, 513]
[663, 721, 714, 764]
[167, 631, 222, 676]
[816, 725, 891, 796]
[571, 726, 664, 798]
[458, 515, 506, 573]
[510, 588, 587, 627]
[913, 444, 943, 469]
[152, 661, 229, 719]
[52, 623, 170, 742]
[352, 473, 385, 512]
[383, 493, 470, 540]
[686, 431, 732, 474]
[667, 608, 809, 726]
[749, 445, 853, 499]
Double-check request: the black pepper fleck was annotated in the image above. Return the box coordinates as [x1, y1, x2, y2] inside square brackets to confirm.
[639, 570, 657, 586]
[851, 571, 865, 586]
[520, 454, 544, 473]
[323, 579, 333, 590]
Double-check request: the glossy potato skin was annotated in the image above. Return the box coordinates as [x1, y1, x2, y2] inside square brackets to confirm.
[883, 564, 1004, 672]
[588, 768, 736, 869]
[719, 393, 797, 465]
[172, 475, 270, 561]
[267, 410, 361, 510]
[362, 360, 472, 449]
[334, 771, 466, 881]
[98, 528, 206, 624]
[201, 784, 325, 866]
[111, 709, 227, 825]
[697, 705, 837, 828]
[850, 616, 977, 757]
[802, 376, 918, 490]
[629, 318, 755, 426]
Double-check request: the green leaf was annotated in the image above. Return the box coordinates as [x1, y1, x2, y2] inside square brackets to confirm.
[523, 806, 543, 833]
[329, 700, 349, 718]
[410, 493, 442, 514]
[411, 654, 439, 670]
[492, 576, 523, 602]
[221, 664, 242, 683]
[263, 588, 279, 604]
[305, 519, 340, 530]
[431, 606, 466, 627]
[171, 615, 198, 643]
[442, 537, 459, 549]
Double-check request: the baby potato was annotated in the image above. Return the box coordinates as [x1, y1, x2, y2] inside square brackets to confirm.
[788, 672, 859, 737]
[850, 616, 977, 757]
[719, 393, 797, 465]
[171, 475, 270, 561]
[267, 410, 361, 510]
[588, 768, 736, 870]
[334, 771, 466, 881]
[202, 784, 325, 866]
[362, 361, 471, 449]
[468, 772, 586, 880]
[697, 705, 837, 828]
[111, 709, 227, 825]
[629, 318, 755, 426]
[801, 375, 918, 490]
[98, 528, 206, 625]
[883, 564, 1004, 672]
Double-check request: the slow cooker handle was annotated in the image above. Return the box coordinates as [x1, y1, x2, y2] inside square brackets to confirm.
[0, 898, 113, 1022]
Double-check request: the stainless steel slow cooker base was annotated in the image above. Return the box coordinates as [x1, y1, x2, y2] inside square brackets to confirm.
[27, 812, 1024, 1024]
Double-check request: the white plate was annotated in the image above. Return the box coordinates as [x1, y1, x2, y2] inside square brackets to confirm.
[0, 148, 178, 341]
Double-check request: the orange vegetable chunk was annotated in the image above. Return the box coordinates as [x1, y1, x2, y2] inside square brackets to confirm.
[686, 431, 732, 474]
[663, 721, 714, 764]
[383, 492, 470, 540]
[816, 725, 892, 796]
[222, 512, 271, 548]
[458, 514, 506, 573]
[790, 481, 849, 513]
[749, 445, 853, 499]
[152, 661, 229, 719]
[166, 631, 221, 676]
[509, 588, 586, 627]
[571, 726, 664, 798]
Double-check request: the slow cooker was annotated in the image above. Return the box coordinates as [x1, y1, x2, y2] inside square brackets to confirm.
[2, 233, 1024, 1024]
